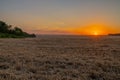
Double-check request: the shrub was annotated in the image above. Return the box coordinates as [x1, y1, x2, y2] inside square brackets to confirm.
[0, 21, 36, 38]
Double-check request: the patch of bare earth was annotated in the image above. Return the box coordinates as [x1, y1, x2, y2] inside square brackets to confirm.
[0, 36, 120, 80]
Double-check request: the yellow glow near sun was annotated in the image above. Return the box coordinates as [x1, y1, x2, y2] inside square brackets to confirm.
[69, 23, 120, 35]
[94, 32, 98, 35]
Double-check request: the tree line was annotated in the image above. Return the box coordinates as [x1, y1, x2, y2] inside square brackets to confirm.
[0, 21, 36, 38]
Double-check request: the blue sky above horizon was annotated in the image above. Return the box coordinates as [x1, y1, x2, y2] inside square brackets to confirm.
[0, 0, 120, 35]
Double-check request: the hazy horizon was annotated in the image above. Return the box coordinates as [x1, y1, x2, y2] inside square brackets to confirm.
[0, 0, 120, 35]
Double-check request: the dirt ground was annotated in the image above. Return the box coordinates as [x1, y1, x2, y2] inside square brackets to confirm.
[0, 35, 120, 80]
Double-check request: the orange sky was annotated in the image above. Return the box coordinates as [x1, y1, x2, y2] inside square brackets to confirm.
[25, 23, 119, 35]
[1, 0, 120, 35]
[69, 24, 120, 35]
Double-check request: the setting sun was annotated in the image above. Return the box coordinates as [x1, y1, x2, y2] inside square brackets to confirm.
[94, 32, 98, 35]
[70, 23, 120, 35]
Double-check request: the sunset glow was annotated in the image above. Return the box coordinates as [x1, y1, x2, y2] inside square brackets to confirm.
[93, 32, 98, 36]
[0, 0, 120, 35]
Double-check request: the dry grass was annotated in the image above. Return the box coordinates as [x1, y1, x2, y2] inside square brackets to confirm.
[0, 35, 120, 80]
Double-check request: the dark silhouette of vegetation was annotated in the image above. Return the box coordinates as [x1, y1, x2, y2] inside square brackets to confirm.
[108, 33, 120, 36]
[0, 21, 36, 38]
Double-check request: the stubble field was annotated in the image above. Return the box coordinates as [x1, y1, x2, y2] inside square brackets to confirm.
[0, 35, 120, 80]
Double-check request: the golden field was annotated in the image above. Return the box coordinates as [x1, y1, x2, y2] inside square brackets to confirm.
[0, 35, 120, 80]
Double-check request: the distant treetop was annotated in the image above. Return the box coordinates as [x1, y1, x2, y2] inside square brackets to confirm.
[108, 33, 120, 36]
[0, 20, 36, 38]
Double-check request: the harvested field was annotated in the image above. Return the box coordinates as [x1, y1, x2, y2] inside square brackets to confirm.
[0, 35, 120, 80]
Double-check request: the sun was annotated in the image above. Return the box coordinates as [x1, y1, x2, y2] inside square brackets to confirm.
[72, 24, 115, 35]
[94, 32, 99, 36]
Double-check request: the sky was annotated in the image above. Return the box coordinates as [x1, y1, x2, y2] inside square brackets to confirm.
[0, 0, 120, 35]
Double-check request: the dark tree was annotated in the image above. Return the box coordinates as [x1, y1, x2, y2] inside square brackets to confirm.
[0, 21, 9, 33]
[0, 20, 36, 38]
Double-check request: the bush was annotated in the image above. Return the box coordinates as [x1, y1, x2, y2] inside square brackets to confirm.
[0, 21, 36, 38]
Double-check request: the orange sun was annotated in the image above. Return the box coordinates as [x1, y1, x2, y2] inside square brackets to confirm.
[69, 23, 119, 35]
[94, 32, 98, 35]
